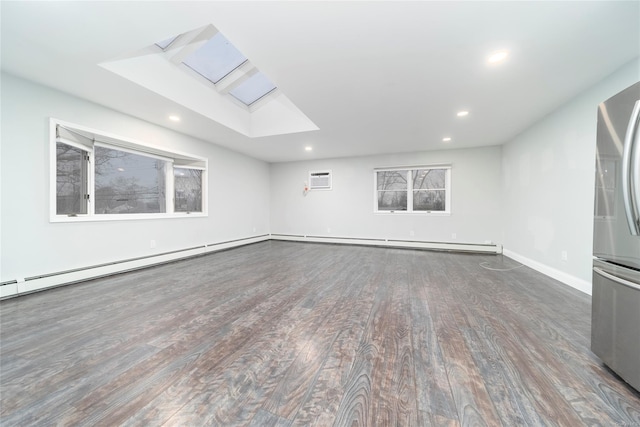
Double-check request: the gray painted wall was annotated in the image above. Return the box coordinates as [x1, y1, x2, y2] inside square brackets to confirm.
[270, 146, 503, 245]
[501, 58, 639, 294]
[0, 73, 271, 282]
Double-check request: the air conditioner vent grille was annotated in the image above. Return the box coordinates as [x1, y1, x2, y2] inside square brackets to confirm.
[309, 170, 332, 190]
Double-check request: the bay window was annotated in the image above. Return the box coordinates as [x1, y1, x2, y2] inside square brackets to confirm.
[51, 119, 207, 221]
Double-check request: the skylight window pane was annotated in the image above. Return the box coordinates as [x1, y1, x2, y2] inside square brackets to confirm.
[182, 33, 247, 84]
[230, 72, 277, 106]
[155, 35, 178, 50]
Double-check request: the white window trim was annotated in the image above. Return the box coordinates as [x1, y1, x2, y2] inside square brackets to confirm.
[50, 118, 208, 223]
[373, 165, 451, 215]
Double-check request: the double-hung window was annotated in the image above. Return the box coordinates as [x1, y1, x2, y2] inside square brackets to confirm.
[375, 166, 451, 214]
[51, 119, 207, 221]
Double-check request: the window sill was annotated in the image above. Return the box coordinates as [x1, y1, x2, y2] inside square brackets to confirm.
[374, 211, 451, 216]
[50, 212, 208, 223]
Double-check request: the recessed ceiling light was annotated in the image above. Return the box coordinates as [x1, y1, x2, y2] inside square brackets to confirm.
[305, 146, 313, 151]
[457, 111, 469, 117]
[487, 50, 509, 64]
[169, 115, 181, 122]
[442, 137, 452, 142]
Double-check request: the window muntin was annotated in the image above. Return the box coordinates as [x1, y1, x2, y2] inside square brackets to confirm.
[51, 119, 207, 221]
[56, 141, 89, 215]
[182, 32, 248, 84]
[230, 72, 277, 106]
[375, 167, 451, 214]
[174, 168, 203, 213]
[94, 146, 168, 215]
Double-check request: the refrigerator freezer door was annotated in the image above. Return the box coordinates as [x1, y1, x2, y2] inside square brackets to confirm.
[594, 82, 640, 270]
[591, 259, 640, 392]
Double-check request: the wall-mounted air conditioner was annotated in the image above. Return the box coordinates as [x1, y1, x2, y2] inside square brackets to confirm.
[309, 170, 332, 190]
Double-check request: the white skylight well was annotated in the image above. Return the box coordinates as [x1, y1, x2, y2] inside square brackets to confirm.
[155, 36, 178, 50]
[182, 32, 248, 84]
[100, 23, 318, 138]
[230, 72, 277, 106]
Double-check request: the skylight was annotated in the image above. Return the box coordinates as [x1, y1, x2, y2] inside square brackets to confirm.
[100, 23, 318, 138]
[230, 72, 277, 106]
[182, 32, 247, 84]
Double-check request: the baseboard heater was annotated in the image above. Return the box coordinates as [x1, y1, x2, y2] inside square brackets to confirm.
[270, 234, 502, 254]
[0, 235, 270, 300]
[1, 233, 501, 300]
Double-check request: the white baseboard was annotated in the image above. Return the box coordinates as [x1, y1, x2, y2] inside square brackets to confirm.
[0, 283, 19, 299]
[503, 249, 592, 295]
[5, 239, 586, 302]
[270, 233, 502, 254]
[0, 235, 270, 299]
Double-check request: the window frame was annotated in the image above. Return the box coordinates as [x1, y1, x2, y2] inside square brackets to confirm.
[55, 139, 92, 216]
[181, 32, 249, 85]
[155, 26, 281, 114]
[50, 118, 208, 222]
[373, 165, 451, 215]
[173, 166, 205, 213]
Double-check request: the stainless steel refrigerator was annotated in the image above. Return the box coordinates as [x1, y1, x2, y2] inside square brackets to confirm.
[592, 81, 640, 392]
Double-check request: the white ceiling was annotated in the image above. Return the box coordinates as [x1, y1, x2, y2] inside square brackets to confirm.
[2, 1, 639, 163]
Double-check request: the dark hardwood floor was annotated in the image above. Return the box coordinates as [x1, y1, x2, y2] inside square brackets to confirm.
[1, 241, 639, 426]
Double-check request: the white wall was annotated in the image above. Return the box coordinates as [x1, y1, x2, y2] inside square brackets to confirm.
[0, 73, 270, 283]
[502, 58, 640, 294]
[270, 146, 503, 245]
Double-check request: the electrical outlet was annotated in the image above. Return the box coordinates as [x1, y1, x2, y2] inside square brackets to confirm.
[410, 230, 415, 237]
[150, 240, 156, 248]
[327, 227, 331, 233]
[451, 233, 457, 240]
[561, 250, 568, 261]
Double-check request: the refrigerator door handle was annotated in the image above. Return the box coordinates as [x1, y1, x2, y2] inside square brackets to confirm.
[622, 99, 640, 235]
[594, 267, 640, 292]
[633, 103, 640, 231]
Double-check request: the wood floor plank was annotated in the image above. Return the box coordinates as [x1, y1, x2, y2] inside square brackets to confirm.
[77, 264, 321, 425]
[290, 260, 378, 427]
[61, 246, 316, 426]
[330, 253, 392, 427]
[367, 250, 418, 426]
[441, 256, 566, 426]
[248, 409, 292, 427]
[441, 254, 586, 426]
[1, 241, 639, 426]
[133, 245, 353, 426]
[435, 305, 502, 427]
[191, 248, 362, 426]
[450, 256, 640, 426]
[407, 253, 460, 426]
[261, 268, 365, 420]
